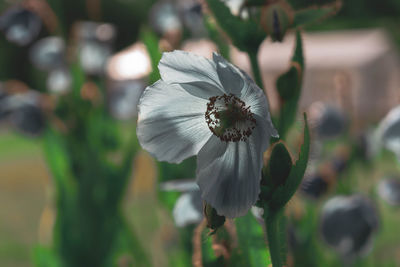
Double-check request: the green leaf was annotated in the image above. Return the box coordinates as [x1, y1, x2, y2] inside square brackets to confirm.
[231, 213, 271, 266]
[32, 246, 61, 267]
[70, 63, 86, 99]
[157, 157, 197, 183]
[277, 67, 299, 103]
[158, 191, 181, 212]
[111, 216, 151, 267]
[276, 30, 304, 139]
[270, 113, 310, 209]
[292, 30, 304, 68]
[205, 0, 265, 52]
[293, 2, 341, 28]
[204, 15, 230, 60]
[43, 129, 74, 193]
[141, 28, 162, 84]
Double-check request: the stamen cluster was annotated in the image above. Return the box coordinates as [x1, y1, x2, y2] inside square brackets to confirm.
[205, 94, 256, 142]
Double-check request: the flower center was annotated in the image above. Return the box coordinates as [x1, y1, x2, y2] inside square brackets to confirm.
[205, 94, 256, 142]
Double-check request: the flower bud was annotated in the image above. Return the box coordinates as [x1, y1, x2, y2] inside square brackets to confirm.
[204, 202, 225, 234]
[261, 2, 293, 42]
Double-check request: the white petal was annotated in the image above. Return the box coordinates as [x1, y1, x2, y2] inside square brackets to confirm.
[251, 206, 264, 224]
[159, 50, 224, 91]
[196, 135, 264, 218]
[179, 81, 224, 99]
[137, 80, 212, 163]
[241, 80, 278, 138]
[212, 52, 243, 95]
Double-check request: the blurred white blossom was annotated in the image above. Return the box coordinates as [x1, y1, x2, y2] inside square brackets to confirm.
[0, 7, 42, 46]
[378, 176, 400, 206]
[30, 37, 66, 71]
[160, 179, 203, 227]
[47, 69, 71, 94]
[320, 195, 379, 259]
[376, 105, 400, 159]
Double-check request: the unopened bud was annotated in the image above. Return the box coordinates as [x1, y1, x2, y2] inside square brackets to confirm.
[268, 142, 292, 187]
[261, 2, 293, 42]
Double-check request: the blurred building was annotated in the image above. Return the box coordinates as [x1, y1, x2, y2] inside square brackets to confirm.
[231, 29, 400, 132]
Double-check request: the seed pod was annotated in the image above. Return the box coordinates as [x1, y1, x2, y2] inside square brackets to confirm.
[261, 2, 294, 42]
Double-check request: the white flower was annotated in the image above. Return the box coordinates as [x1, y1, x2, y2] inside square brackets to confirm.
[137, 50, 278, 218]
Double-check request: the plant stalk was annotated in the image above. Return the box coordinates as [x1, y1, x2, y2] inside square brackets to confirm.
[248, 51, 264, 90]
[265, 210, 283, 267]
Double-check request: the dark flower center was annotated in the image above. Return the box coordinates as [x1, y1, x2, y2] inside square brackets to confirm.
[205, 94, 256, 142]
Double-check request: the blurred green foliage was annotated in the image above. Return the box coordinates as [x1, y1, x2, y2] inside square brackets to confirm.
[41, 65, 148, 266]
[233, 213, 271, 266]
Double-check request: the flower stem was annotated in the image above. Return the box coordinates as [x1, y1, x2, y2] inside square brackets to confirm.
[265, 210, 283, 267]
[248, 51, 264, 90]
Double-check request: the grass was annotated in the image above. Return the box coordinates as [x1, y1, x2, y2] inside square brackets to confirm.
[0, 129, 43, 160]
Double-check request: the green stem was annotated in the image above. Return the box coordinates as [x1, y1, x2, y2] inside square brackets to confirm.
[265, 211, 283, 267]
[248, 51, 264, 90]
